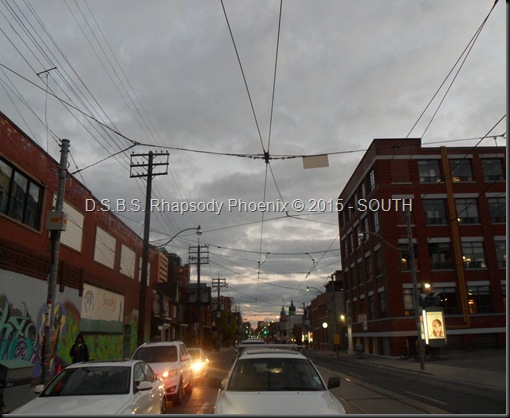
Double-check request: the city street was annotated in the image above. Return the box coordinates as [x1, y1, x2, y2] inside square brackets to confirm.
[160, 347, 507, 415]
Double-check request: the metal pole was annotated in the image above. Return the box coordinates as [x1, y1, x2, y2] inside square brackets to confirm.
[197, 239, 202, 347]
[43, 139, 70, 384]
[406, 206, 425, 370]
[332, 275, 339, 357]
[138, 152, 153, 347]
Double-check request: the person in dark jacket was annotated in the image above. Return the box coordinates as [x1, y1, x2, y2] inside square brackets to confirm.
[69, 333, 89, 363]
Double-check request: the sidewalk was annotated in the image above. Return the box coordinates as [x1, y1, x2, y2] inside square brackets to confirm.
[310, 348, 507, 390]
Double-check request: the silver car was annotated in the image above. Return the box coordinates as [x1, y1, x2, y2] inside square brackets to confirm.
[209, 348, 346, 415]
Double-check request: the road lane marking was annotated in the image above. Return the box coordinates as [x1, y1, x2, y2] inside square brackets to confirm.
[197, 402, 212, 414]
[406, 391, 448, 406]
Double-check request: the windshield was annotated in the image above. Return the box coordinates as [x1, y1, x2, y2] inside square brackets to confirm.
[227, 357, 325, 392]
[133, 345, 177, 362]
[41, 366, 131, 396]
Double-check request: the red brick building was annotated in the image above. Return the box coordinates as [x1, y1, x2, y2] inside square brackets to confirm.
[338, 138, 506, 356]
[0, 111, 174, 379]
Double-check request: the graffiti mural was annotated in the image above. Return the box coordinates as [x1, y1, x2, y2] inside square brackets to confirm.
[0, 297, 38, 362]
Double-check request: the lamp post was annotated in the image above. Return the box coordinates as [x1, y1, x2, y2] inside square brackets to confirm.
[155, 225, 201, 345]
[358, 214, 425, 370]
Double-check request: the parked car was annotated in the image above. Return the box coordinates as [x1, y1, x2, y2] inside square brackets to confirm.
[209, 347, 346, 415]
[9, 360, 166, 415]
[131, 340, 192, 406]
[187, 347, 209, 380]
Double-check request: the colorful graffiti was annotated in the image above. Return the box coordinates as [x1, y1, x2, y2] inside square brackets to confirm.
[0, 297, 38, 362]
[1, 292, 134, 380]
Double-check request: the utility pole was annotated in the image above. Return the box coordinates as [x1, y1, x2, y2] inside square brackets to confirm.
[331, 273, 339, 357]
[212, 277, 227, 350]
[189, 241, 209, 346]
[130, 151, 169, 347]
[43, 139, 70, 384]
[406, 206, 425, 370]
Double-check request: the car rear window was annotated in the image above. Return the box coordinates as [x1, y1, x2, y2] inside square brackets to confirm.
[133, 345, 178, 362]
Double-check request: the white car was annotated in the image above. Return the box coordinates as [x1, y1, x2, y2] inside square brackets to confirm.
[131, 340, 193, 406]
[10, 360, 166, 415]
[209, 348, 346, 415]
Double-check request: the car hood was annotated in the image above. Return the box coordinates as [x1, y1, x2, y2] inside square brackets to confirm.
[214, 391, 346, 415]
[147, 361, 179, 375]
[11, 395, 133, 414]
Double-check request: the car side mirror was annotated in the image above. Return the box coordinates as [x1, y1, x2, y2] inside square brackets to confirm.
[181, 354, 191, 362]
[327, 376, 341, 389]
[136, 381, 153, 392]
[33, 384, 45, 394]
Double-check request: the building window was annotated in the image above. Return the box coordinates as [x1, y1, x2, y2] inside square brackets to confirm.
[495, 239, 506, 268]
[403, 288, 416, 316]
[450, 159, 473, 182]
[378, 290, 387, 318]
[0, 158, 43, 230]
[368, 294, 375, 320]
[365, 254, 372, 281]
[400, 244, 419, 271]
[363, 217, 369, 235]
[374, 248, 383, 276]
[348, 233, 353, 254]
[467, 285, 493, 313]
[455, 198, 480, 224]
[488, 197, 506, 223]
[360, 182, 366, 199]
[418, 160, 441, 183]
[354, 225, 361, 248]
[481, 158, 504, 181]
[423, 199, 447, 225]
[357, 260, 364, 287]
[373, 211, 380, 232]
[461, 241, 486, 269]
[368, 169, 376, 192]
[429, 242, 453, 270]
[434, 286, 459, 315]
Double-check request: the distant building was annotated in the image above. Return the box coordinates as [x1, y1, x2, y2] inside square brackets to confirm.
[338, 138, 506, 356]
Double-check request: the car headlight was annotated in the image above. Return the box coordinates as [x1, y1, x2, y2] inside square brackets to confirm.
[192, 361, 204, 372]
[161, 368, 179, 378]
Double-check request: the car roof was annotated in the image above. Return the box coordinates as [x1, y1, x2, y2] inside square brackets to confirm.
[67, 359, 142, 368]
[135, 340, 184, 348]
[238, 348, 307, 359]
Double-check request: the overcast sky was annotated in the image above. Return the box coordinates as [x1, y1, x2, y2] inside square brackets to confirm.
[0, 0, 506, 324]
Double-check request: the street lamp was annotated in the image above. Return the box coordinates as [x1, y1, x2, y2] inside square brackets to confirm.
[358, 214, 425, 371]
[306, 286, 323, 294]
[157, 225, 201, 249]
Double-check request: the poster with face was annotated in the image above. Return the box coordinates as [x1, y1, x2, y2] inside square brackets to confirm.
[424, 310, 446, 346]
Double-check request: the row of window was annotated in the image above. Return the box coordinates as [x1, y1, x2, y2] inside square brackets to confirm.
[347, 284, 504, 322]
[343, 238, 506, 292]
[424, 196, 505, 225]
[0, 157, 148, 282]
[340, 157, 505, 228]
[418, 158, 505, 183]
[342, 194, 505, 258]
[0, 158, 43, 229]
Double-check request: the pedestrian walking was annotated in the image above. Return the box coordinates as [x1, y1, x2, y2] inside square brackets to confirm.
[69, 333, 89, 363]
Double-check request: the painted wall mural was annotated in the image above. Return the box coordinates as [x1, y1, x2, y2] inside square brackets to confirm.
[1, 269, 136, 380]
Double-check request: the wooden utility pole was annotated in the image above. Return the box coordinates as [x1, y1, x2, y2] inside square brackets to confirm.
[130, 151, 169, 347]
[43, 139, 69, 384]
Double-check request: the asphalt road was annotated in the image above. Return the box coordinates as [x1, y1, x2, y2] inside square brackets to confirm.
[307, 351, 507, 415]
